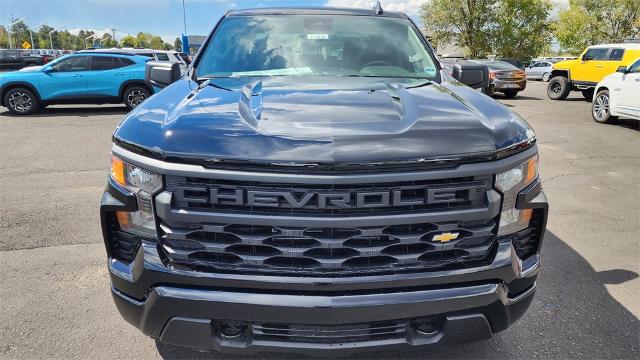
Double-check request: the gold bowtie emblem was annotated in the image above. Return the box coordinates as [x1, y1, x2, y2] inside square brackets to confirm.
[432, 232, 459, 243]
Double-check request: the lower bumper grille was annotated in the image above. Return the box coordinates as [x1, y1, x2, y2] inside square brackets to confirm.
[252, 321, 407, 344]
[159, 219, 498, 276]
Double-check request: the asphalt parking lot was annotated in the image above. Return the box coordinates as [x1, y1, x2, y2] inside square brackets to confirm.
[0, 81, 638, 359]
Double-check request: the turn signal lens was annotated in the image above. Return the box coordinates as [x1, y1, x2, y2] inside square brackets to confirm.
[111, 156, 126, 187]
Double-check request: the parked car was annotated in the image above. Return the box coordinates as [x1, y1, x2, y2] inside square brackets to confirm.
[525, 61, 554, 81]
[471, 59, 527, 98]
[592, 57, 640, 123]
[83, 48, 188, 74]
[0, 49, 47, 69]
[547, 43, 640, 101]
[101, 5, 548, 356]
[0, 52, 154, 114]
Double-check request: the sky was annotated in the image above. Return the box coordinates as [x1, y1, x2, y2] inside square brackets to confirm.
[1, 0, 570, 43]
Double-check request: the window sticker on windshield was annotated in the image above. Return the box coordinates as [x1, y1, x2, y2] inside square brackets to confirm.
[423, 66, 437, 76]
[307, 34, 329, 40]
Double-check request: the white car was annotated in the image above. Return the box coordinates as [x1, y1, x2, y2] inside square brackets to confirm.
[592, 58, 640, 123]
[525, 61, 554, 81]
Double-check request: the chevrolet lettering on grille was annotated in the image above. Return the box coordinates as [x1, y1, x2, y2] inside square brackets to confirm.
[174, 184, 484, 209]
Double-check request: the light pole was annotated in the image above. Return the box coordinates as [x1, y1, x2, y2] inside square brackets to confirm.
[8, 17, 27, 49]
[49, 25, 64, 50]
[30, 21, 47, 50]
[84, 34, 97, 49]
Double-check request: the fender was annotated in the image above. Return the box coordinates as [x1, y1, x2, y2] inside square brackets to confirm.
[0, 81, 42, 107]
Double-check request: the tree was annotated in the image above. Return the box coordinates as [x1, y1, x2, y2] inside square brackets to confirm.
[0, 25, 8, 48]
[149, 36, 165, 50]
[119, 35, 138, 48]
[174, 37, 182, 51]
[555, 0, 640, 54]
[420, 0, 495, 58]
[492, 0, 553, 60]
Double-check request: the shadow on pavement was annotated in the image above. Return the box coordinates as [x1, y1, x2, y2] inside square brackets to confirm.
[155, 231, 639, 359]
[0, 106, 128, 118]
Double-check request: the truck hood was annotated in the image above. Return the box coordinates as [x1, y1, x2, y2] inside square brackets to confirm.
[114, 76, 534, 164]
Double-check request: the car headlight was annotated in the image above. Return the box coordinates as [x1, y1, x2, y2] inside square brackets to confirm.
[496, 155, 538, 236]
[111, 155, 162, 238]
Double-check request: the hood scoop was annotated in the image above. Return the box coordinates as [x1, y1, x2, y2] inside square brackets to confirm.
[234, 80, 421, 137]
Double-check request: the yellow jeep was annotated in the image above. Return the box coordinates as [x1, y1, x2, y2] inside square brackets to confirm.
[547, 43, 640, 100]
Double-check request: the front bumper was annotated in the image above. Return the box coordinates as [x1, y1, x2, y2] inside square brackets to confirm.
[107, 236, 541, 355]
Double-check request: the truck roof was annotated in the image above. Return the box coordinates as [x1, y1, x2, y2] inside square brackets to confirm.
[227, 7, 409, 19]
[588, 43, 640, 50]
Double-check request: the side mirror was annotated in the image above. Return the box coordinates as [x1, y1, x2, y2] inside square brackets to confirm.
[42, 67, 53, 73]
[582, 54, 592, 61]
[616, 66, 628, 74]
[451, 63, 490, 89]
[145, 61, 181, 88]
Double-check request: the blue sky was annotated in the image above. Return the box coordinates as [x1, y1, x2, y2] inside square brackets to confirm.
[1, 0, 567, 42]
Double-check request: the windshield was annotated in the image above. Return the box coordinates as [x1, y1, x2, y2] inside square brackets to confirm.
[196, 15, 439, 80]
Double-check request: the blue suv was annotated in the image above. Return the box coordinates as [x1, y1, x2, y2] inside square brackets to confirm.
[0, 52, 154, 115]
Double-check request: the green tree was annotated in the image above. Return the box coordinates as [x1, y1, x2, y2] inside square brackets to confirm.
[420, 0, 495, 58]
[174, 37, 182, 51]
[120, 35, 138, 48]
[0, 25, 8, 48]
[555, 0, 640, 54]
[10, 21, 31, 48]
[492, 0, 553, 60]
[149, 36, 165, 50]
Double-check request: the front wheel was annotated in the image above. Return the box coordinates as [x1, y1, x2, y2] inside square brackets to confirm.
[123, 85, 151, 110]
[542, 72, 550, 82]
[592, 90, 617, 124]
[3, 87, 40, 115]
[547, 76, 571, 100]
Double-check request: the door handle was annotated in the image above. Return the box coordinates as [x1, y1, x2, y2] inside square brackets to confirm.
[73, 74, 83, 78]
[595, 65, 603, 68]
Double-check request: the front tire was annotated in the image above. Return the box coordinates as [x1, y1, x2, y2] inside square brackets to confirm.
[123, 85, 150, 110]
[503, 90, 518, 99]
[3, 87, 40, 115]
[542, 72, 550, 82]
[547, 76, 571, 100]
[592, 90, 617, 124]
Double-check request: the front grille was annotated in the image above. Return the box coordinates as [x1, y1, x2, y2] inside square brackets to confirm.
[159, 219, 498, 276]
[165, 175, 493, 216]
[251, 321, 407, 344]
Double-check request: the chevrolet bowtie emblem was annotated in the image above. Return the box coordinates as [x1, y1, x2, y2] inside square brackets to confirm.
[432, 232, 459, 243]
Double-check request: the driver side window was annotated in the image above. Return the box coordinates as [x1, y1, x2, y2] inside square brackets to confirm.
[629, 59, 640, 73]
[52, 56, 90, 72]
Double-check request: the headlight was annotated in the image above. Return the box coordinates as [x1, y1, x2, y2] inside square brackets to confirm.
[111, 155, 162, 238]
[496, 155, 538, 236]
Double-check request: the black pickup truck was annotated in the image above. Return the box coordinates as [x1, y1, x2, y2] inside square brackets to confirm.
[101, 4, 548, 356]
[0, 49, 47, 70]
